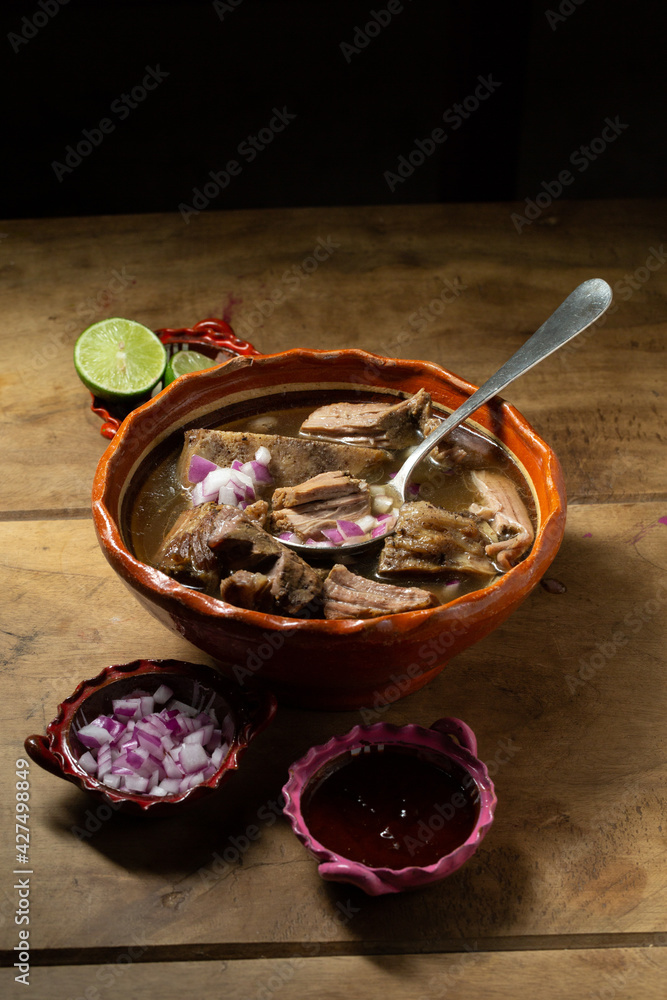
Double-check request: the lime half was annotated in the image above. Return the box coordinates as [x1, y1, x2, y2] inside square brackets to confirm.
[74, 318, 167, 400]
[164, 349, 216, 386]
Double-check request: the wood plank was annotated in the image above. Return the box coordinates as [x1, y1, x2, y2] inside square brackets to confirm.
[1, 500, 665, 952]
[2, 948, 667, 1000]
[0, 200, 665, 514]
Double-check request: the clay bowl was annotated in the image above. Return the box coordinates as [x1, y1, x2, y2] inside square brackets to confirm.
[282, 717, 496, 895]
[24, 658, 276, 815]
[92, 349, 567, 710]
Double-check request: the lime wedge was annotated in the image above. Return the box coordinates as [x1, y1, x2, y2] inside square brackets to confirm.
[74, 318, 167, 400]
[164, 349, 216, 386]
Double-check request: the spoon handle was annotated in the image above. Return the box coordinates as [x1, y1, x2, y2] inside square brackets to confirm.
[393, 278, 612, 496]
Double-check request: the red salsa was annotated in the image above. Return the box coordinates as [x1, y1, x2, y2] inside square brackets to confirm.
[301, 746, 479, 870]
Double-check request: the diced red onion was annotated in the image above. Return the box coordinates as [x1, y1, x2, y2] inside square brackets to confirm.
[78, 751, 97, 774]
[321, 528, 345, 544]
[254, 446, 271, 466]
[218, 486, 238, 507]
[153, 684, 173, 705]
[76, 689, 232, 798]
[187, 455, 218, 484]
[248, 461, 273, 483]
[231, 459, 243, 471]
[357, 514, 376, 532]
[445, 579, 460, 587]
[371, 524, 389, 538]
[77, 723, 114, 749]
[337, 519, 366, 539]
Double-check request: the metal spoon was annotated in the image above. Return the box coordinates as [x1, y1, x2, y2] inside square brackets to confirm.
[282, 278, 612, 559]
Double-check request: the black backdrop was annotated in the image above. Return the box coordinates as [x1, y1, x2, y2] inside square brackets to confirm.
[2, 0, 665, 219]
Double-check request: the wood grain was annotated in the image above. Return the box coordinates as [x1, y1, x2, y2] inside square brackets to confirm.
[2, 947, 666, 1000]
[1, 202, 665, 991]
[0, 200, 664, 514]
[1, 501, 665, 953]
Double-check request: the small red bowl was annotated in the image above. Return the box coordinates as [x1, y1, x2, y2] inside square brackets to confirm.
[282, 717, 496, 895]
[24, 658, 276, 815]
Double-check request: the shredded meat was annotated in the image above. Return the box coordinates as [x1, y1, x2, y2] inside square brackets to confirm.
[469, 470, 534, 570]
[300, 389, 432, 448]
[378, 501, 497, 578]
[322, 564, 435, 619]
[179, 429, 387, 491]
[269, 471, 371, 540]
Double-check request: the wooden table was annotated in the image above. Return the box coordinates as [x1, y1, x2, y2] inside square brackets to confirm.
[1, 201, 665, 999]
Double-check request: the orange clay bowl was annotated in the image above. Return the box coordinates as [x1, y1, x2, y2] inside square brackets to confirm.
[92, 349, 566, 710]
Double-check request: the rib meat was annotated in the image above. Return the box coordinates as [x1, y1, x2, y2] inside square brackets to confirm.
[300, 389, 431, 448]
[179, 429, 387, 491]
[378, 501, 497, 578]
[270, 470, 371, 540]
[322, 563, 435, 619]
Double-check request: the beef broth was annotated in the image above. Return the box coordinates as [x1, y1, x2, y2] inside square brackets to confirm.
[129, 396, 536, 613]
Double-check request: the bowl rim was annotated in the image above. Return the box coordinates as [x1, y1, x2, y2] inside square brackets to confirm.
[24, 658, 277, 812]
[281, 718, 497, 880]
[92, 347, 567, 634]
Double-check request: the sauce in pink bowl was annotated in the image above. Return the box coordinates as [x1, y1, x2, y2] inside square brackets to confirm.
[282, 717, 496, 895]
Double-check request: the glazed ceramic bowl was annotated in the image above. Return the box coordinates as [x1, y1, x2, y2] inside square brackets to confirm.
[24, 658, 276, 815]
[282, 717, 496, 895]
[92, 349, 566, 710]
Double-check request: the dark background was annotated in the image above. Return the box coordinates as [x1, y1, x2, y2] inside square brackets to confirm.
[2, 0, 665, 219]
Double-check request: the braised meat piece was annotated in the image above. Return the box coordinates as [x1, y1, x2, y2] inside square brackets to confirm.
[157, 502, 322, 615]
[243, 499, 269, 528]
[378, 501, 497, 578]
[419, 417, 500, 470]
[469, 470, 534, 570]
[219, 570, 273, 612]
[270, 470, 371, 540]
[208, 508, 323, 616]
[179, 429, 387, 491]
[156, 502, 237, 591]
[322, 563, 435, 619]
[300, 389, 432, 449]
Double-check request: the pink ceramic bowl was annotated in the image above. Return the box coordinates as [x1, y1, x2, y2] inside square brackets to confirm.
[24, 658, 276, 815]
[282, 717, 496, 895]
[92, 348, 567, 710]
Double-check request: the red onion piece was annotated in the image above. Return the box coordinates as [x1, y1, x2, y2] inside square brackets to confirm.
[321, 528, 345, 545]
[337, 519, 366, 539]
[187, 455, 219, 484]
